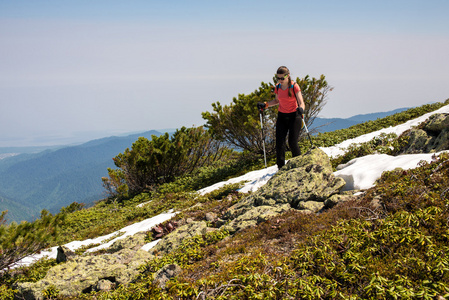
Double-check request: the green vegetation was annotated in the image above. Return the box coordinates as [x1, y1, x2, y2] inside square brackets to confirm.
[103, 126, 233, 199]
[0, 90, 448, 299]
[328, 132, 408, 170]
[0, 210, 63, 271]
[70, 152, 449, 299]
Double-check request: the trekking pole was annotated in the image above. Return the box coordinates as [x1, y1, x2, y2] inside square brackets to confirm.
[259, 110, 267, 168]
[300, 114, 315, 149]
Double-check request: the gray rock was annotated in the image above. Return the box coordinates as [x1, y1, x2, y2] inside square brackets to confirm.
[205, 212, 217, 222]
[400, 113, 449, 154]
[298, 200, 325, 212]
[150, 221, 209, 257]
[56, 245, 75, 263]
[153, 264, 182, 289]
[424, 113, 449, 132]
[108, 232, 147, 252]
[222, 204, 292, 233]
[95, 279, 115, 292]
[15, 247, 153, 299]
[221, 148, 346, 233]
[324, 194, 354, 209]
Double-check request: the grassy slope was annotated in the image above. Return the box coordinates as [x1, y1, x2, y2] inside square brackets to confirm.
[2, 100, 449, 299]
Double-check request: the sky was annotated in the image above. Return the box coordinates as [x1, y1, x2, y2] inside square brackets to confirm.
[1, 0, 449, 147]
[12, 103, 449, 268]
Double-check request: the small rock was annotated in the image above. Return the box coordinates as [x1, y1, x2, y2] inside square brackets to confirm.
[324, 194, 353, 209]
[298, 200, 325, 212]
[205, 212, 217, 222]
[95, 279, 115, 292]
[153, 264, 182, 289]
[56, 245, 75, 263]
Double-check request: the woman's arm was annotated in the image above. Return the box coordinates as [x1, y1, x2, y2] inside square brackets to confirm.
[266, 95, 279, 108]
[296, 90, 305, 111]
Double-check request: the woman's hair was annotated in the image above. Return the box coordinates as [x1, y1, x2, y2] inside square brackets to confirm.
[276, 66, 293, 97]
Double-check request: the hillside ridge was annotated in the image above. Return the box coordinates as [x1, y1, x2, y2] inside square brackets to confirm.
[0, 108, 409, 223]
[10, 105, 449, 299]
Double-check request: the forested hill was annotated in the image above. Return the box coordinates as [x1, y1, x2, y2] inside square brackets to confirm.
[0, 130, 161, 223]
[310, 107, 411, 133]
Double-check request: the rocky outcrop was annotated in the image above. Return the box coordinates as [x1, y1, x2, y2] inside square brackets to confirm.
[15, 148, 347, 299]
[150, 220, 212, 257]
[221, 148, 346, 233]
[399, 113, 449, 154]
[145, 149, 346, 259]
[15, 233, 152, 300]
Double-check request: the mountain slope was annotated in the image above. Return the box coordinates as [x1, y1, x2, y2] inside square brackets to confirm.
[10, 103, 449, 299]
[0, 107, 414, 223]
[0, 130, 161, 223]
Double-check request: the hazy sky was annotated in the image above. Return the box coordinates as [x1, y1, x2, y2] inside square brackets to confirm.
[1, 0, 448, 147]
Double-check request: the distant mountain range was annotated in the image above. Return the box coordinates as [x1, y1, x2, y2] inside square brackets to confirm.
[0, 107, 410, 223]
[0, 130, 162, 223]
[309, 107, 410, 133]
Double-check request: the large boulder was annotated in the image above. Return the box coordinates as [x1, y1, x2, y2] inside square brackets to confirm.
[399, 113, 449, 154]
[15, 233, 152, 300]
[222, 148, 346, 233]
[149, 221, 210, 257]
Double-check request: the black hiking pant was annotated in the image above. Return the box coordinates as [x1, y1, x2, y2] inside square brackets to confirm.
[276, 111, 302, 169]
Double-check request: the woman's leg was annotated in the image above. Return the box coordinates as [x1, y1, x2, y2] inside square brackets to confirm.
[288, 113, 302, 158]
[276, 113, 289, 169]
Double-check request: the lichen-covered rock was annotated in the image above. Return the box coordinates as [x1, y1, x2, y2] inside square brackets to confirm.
[222, 148, 345, 233]
[108, 232, 147, 252]
[401, 129, 433, 153]
[424, 113, 449, 132]
[149, 221, 209, 257]
[95, 279, 115, 292]
[324, 194, 354, 209]
[255, 148, 344, 206]
[400, 113, 449, 154]
[298, 200, 325, 212]
[222, 204, 292, 233]
[16, 244, 153, 299]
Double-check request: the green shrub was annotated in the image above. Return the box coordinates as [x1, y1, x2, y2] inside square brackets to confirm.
[103, 126, 233, 198]
[329, 132, 410, 169]
[0, 210, 63, 270]
[42, 284, 60, 299]
[0, 285, 16, 300]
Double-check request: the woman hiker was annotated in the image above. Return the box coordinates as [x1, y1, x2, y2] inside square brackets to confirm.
[257, 66, 306, 169]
